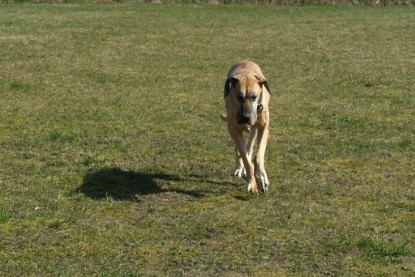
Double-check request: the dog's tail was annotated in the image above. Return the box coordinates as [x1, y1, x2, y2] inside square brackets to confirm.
[220, 113, 228, 122]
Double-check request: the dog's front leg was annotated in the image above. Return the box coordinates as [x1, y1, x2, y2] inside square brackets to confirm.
[228, 126, 260, 194]
[254, 124, 270, 192]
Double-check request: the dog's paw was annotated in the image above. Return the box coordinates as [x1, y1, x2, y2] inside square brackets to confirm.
[247, 182, 261, 194]
[234, 167, 247, 179]
[256, 172, 270, 192]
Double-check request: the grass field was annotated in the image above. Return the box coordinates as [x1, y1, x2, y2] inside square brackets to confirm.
[1, 3, 415, 276]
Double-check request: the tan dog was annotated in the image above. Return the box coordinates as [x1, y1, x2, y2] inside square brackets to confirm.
[222, 60, 272, 194]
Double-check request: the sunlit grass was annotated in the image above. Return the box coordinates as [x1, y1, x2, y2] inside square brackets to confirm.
[1, 3, 414, 276]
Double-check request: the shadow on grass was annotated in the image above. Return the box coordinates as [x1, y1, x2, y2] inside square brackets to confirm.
[74, 167, 205, 201]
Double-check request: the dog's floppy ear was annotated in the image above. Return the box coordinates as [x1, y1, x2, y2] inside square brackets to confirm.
[255, 74, 273, 96]
[224, 77, 238, 97]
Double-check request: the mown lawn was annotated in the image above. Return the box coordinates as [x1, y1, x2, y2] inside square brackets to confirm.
[1, 3, 414, 276]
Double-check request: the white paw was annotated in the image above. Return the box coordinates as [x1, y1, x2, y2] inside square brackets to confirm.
[247, 182, 253, 192]
[247, 182, 260, 194]
[256, 172, 269, 192]
[234, 167, 247, 179]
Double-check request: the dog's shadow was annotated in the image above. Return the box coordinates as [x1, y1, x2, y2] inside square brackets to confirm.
[74, 167, 203, 201]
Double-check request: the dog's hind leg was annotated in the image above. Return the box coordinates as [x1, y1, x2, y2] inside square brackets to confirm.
[234, 128, 257, 178]
[247, 127, 257, 161]
[234, 147, 246, 178]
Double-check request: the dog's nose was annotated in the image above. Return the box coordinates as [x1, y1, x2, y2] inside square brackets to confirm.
[238, 114, 251, 124]
[241, 114, 251, 122]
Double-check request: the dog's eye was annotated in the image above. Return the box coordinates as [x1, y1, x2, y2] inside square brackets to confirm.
[237, 95, 244, 102]
[249, 95, 257, 101]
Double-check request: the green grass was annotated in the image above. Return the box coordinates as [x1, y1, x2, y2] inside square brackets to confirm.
[1, 3, 414, 276]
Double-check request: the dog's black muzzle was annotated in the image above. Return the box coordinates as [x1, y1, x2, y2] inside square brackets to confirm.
[237, 113, 252, 125]
[237, 110, 257, 125]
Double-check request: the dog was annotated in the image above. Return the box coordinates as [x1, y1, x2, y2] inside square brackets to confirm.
[222, 60, 272, 194]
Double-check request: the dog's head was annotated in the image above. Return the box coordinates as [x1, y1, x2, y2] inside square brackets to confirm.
[224, 72, 270, 126]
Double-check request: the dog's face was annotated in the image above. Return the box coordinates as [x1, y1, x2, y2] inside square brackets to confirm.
[225, 73, 267, 126]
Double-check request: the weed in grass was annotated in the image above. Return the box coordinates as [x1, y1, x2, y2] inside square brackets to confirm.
[8, 80, 33, 92]
[356, 236, 413, 259]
